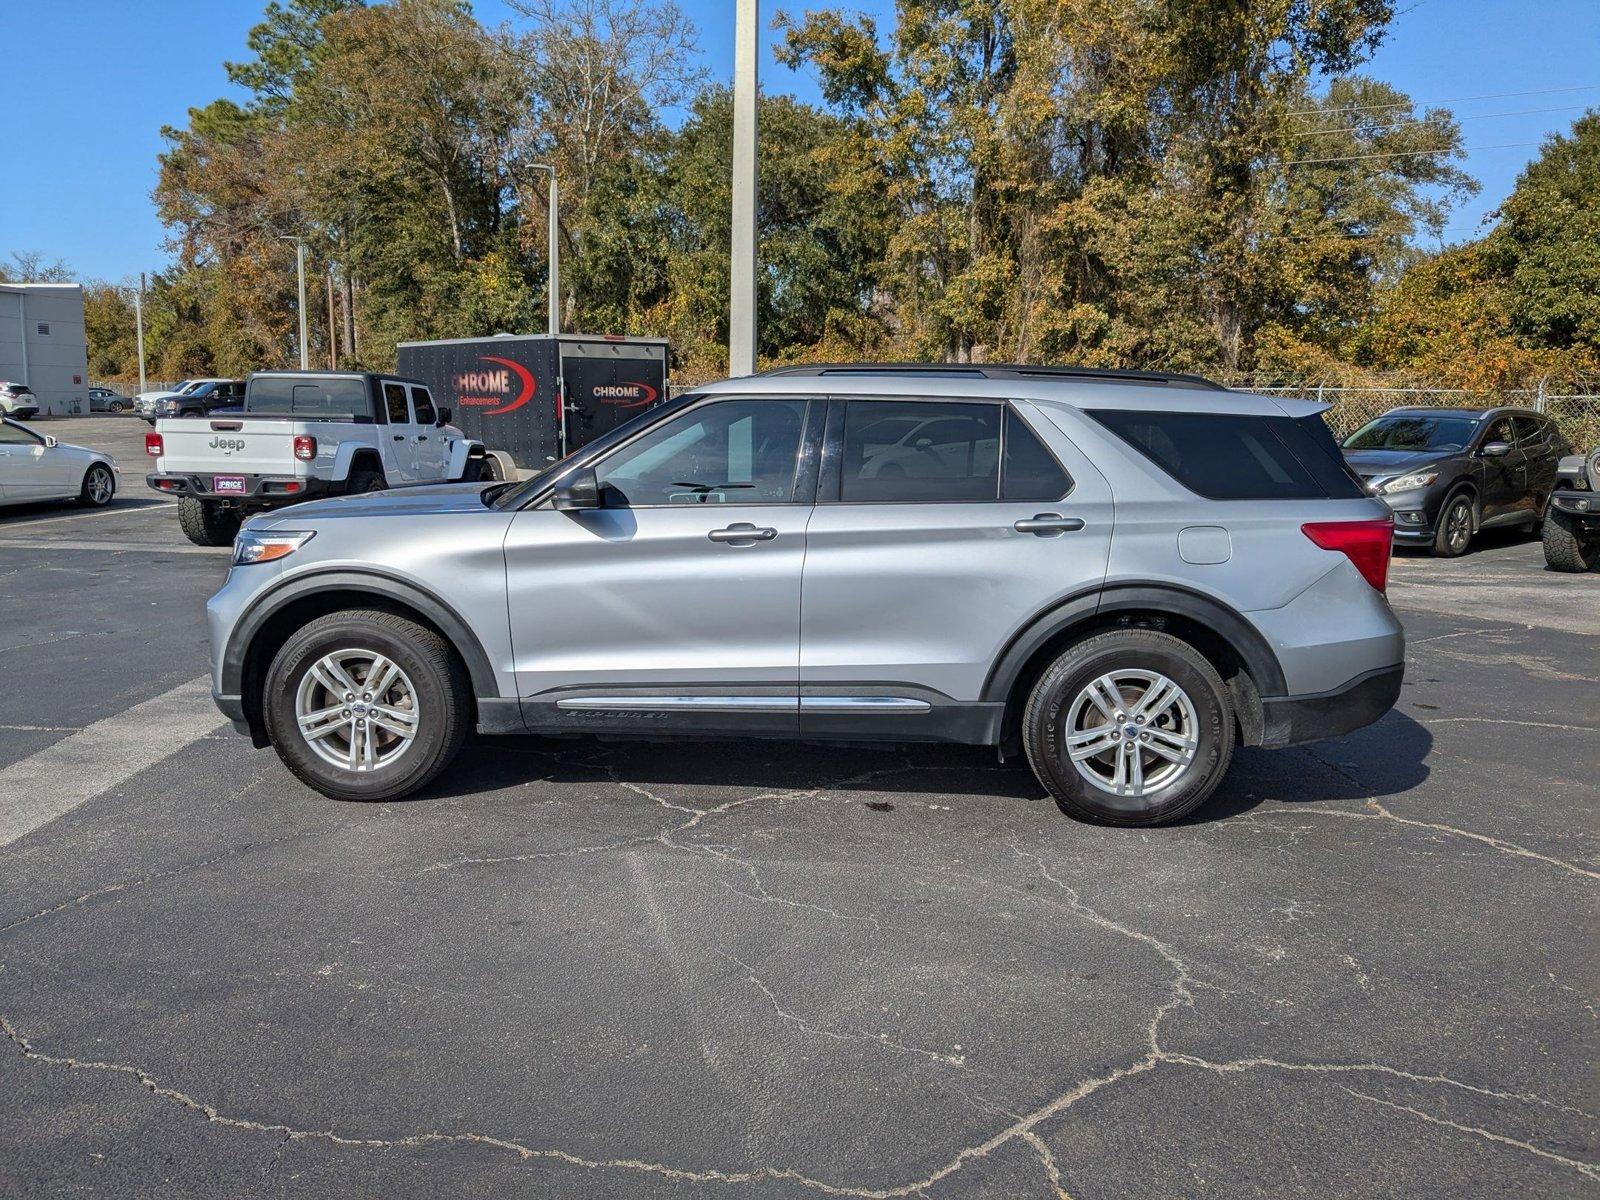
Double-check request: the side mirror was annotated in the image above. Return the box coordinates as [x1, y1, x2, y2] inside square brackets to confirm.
[43, 435, 58, 448]
[552, 466, 601, 511]
[1480, 440, 1511, 458]
[435, 407, 452, 426]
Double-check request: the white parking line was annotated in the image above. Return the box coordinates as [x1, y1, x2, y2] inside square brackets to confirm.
[0, 676, 225, 848]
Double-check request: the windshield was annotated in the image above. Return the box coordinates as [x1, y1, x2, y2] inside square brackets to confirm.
[1343, 414, 1479, 453]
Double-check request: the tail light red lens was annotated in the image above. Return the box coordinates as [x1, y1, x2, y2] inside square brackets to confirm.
[293, 435, 317, 461]
[144, 433, 163, 457]
[1302, 518, 1394, 593]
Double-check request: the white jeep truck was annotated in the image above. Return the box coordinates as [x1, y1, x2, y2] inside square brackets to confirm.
[146, 370, 490, 545]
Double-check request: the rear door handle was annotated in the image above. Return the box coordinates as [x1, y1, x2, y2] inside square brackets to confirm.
[393, 435, 405, 441]
[1014, 513, 1085, 536]
[415, 435, 429, 442]
[708, 523, 777, 544]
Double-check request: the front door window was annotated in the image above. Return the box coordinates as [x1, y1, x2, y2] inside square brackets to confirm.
[593, 399, 809, 507]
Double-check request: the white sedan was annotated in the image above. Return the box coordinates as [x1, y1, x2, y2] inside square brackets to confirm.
[0, 418, 118, 508]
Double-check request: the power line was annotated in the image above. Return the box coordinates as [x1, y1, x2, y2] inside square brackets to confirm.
[1285, 140, 1537, 167]
[1295, 103, 1589, 137]
[1280, 82, 1599, 119]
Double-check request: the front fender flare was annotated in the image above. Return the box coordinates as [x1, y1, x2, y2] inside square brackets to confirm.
[221, 568, 501, 702]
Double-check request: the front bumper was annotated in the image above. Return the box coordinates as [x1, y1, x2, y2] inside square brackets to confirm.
[1260, 664, 1404, 748]
[1548, 491, 1600, 522]
[147, 472, 328, 505]
[1371, 487, 1441, 541]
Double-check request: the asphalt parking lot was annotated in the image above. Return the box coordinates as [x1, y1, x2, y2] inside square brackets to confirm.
[2, 416, 1596, 1198]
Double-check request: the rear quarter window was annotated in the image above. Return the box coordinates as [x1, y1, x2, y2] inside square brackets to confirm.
[1089, 409, 1366, 500]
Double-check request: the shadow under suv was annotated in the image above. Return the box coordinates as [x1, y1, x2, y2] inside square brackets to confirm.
[205, 365, 1404, 827]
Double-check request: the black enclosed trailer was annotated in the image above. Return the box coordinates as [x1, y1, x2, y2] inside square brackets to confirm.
[396, 333, 669, 478]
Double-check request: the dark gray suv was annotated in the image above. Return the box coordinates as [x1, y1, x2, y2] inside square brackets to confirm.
[205, 365, 1405, 827]
[1342, 406, 1569, 556]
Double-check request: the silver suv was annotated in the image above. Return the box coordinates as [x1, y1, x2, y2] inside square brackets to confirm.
[206, 365, 1404, 826]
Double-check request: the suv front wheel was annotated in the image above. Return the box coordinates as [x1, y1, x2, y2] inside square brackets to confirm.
[263, 609, 470, 801]
[1023, 629, 1234, 826]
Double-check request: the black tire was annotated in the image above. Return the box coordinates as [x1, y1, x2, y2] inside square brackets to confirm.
[1023, 629, 1234, 827]
[1431, 491, 1475, 557]
[346, 465, 387, 494]
[262, 609, 471, 802]
[464, 456, 492, 482]
[177, 496, 242, 546]
[108, 400, 126, 414]
[76, 463, 115, 508]
[1542, 505, 1598, 573]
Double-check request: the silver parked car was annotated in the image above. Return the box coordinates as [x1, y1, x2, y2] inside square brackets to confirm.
[205, 365, 1404, 826]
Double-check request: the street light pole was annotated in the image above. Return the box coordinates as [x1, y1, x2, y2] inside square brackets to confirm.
[729, 0, 758, 376]
[279, 236, 309, 369]
[529, 164, 560, 337]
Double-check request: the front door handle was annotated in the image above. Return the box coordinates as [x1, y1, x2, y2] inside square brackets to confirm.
[1014, 513, 1085, 536]
[393, 435, 405, 441]
[415, 435, 429, 442]
[708, 523, 777, 544]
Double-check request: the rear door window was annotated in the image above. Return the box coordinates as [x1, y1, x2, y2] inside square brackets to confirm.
[410, 386, 437, 425]
[1089, 409, 1364, 500]
[840, 400, 1001, 502]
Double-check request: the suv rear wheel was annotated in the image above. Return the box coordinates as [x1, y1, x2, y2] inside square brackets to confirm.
[1023, 629, 1234, 826]
[262, 609, 470, 801]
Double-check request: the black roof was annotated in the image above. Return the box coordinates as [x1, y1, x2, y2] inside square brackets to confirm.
[755, 363, 1227, 391]
[248, 369, 427, 388]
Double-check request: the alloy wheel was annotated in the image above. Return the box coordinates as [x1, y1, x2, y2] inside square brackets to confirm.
[87, 467, 113, 505]
[1062, 670, 1199, 798]
[1446, 499, 1471, 553]
[294, 649, 420, 773]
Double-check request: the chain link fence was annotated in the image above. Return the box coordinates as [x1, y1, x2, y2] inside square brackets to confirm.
[1245, 384, 1600, 451]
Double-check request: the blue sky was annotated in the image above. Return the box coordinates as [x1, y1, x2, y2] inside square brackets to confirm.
[1, 0, 1596, 283]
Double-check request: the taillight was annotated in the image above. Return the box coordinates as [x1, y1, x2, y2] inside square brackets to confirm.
[1302, 518, 1393, 593]
[293, 435, 317, 461]
[145, 433, 163, 457]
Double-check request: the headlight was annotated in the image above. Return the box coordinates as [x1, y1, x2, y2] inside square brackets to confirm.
[232, 530, 315, 565]
[1377, 470, 1438, 494]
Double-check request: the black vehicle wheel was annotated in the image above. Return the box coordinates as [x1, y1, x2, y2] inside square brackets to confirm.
[262, 609, 471, 802]
[108, 400, 126, 414]
[1431, 491, 1474, 557]
[76, 463, 115, 508]
[1542, 505, 1598, 573]
[1023, 629, 1234, 827]
[176, 496, 242, 546]
[347, 466, 387, 494]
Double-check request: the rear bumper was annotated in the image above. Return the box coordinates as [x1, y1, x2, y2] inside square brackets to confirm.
[147, 472, 328, 504]
[1260, 664, 1404, 748]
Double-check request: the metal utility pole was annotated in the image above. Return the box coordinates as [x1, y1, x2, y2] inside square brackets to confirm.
[326, 268, 338, 368]
[134, 273, 147, 396]
[728, 0, 758, 376]
[279, 236, 309, 369]
[528, 164, 560, 336]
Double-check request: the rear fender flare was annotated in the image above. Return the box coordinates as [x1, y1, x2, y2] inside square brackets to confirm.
[981, 583, 1288, 704]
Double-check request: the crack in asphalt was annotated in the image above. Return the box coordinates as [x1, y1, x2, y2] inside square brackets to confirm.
[1296, 747, 1600, 881]
[1339, 1087, 1600, 1181]
[721, 952, 969, 1069]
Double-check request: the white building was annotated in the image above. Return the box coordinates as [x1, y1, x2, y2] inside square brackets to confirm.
[0, 283, 90, 416]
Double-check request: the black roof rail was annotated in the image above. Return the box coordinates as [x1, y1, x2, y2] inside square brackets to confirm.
[754, 362, 1228, 391]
